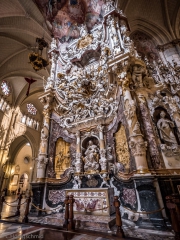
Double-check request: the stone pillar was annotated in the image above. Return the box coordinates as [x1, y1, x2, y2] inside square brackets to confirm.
[98, 125, 105, 149]
[75, 131, 82, 173]
[121, 79, 149, 173]
[36, 94, 53, 179]
[97, 125, 107, 172]
[76, 131, 81, 154]
[46, 38, 59, 91]
[137, 94, 163, 169]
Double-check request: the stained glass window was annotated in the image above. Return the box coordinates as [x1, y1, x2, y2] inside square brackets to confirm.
[1, 81, 11, 96]
[27, 103, 37, 115]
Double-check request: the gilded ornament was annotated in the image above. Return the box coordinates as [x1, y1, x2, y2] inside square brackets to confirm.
[55, 138, 71, 178]
[115, 125, 130, 169]
[77, 34, 93, 49]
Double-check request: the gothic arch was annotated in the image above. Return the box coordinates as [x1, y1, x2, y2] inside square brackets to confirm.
[8, 132, 38, 162]
[130, 18, 172, 44]
[174, 8, 180, 38]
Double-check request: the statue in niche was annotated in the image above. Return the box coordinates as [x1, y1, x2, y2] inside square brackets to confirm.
[115, 125, 130, 171]
[157, 110, 178, 146]
[83, 140, 99, 172]
[55, 138, 71, 178]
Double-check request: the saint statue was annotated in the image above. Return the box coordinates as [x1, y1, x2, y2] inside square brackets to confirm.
[157, 111, 177, 145]
[83, 140, 99, 172]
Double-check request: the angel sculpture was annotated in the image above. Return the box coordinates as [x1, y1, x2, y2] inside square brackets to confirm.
[99, 173, 110, 188]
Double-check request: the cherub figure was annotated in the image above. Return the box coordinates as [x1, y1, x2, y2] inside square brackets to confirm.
[72, 176, 82, 189]
[99, 173, 110, 188]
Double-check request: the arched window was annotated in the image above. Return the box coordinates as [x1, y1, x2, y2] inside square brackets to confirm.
[1, 81, 11, 96]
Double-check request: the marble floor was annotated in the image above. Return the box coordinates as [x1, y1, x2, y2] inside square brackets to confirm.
[0, 196, 175, 240]
[0, 221, 138, 240]
[0, 195, 26, 219]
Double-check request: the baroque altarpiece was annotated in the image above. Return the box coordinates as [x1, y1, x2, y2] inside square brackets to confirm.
[31, 0, 180, 230]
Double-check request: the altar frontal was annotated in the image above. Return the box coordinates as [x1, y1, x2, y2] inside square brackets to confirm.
[66, 188, 115, 216]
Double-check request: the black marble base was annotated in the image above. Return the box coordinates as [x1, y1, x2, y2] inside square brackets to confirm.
[30, 183, 45, 216]
[134, 177, 167, 230]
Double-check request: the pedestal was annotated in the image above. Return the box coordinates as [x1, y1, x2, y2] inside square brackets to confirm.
[134, 177, 166, 230]
[30, 182, 45, 214]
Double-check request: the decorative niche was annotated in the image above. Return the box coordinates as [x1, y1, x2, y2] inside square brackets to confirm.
[55, 138, 71, 179]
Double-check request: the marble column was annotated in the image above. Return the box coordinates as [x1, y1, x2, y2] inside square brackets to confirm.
[36, 94, 53, 179]
[75, 131, 82, 173]
[76, 131, 81, 154]
[97, 125, 107, 172]
[122, 80, 149, 173]
[98, 125, 105, 149]
[137, 94, 163, 169]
